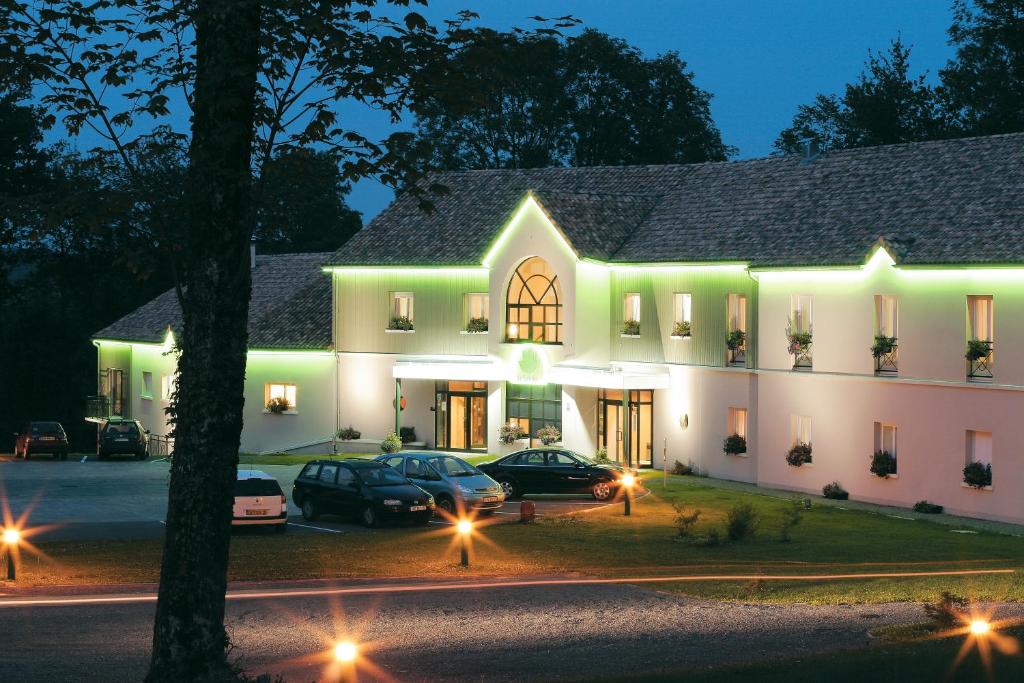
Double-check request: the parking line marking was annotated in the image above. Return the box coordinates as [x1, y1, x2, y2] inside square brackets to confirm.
[289, 522, 344, 534]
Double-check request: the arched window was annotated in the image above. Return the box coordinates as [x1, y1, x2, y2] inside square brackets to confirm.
[506, 256, 563, 343]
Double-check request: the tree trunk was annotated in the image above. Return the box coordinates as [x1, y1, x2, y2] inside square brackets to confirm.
[146, 1, 261, 681]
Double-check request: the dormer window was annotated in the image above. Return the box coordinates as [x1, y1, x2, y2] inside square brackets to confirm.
[506, 257, 562, 344]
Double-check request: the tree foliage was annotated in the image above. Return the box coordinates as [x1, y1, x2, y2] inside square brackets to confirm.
[409, 28, 731, 170]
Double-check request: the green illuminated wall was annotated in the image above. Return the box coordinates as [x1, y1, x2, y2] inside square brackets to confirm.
[609, 268, 758, 368]
[334, 270, 491, 355]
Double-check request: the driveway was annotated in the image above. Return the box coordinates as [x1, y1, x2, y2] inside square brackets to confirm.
[0, 459, 627, 541]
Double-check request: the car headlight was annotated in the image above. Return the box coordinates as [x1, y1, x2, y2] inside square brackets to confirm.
[383, 499, 401, 506]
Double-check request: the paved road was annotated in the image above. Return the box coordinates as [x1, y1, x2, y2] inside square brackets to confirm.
[0, 459, 620, 540]
[3, 578, 1005, 683]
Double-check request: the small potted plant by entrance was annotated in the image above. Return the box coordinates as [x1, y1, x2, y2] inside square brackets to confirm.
[536, 424, 561, 445]
[870, 449, 897, 478]
[786, 442, 812, 467]
[498, 422, 529, 455]
[723, 433, 747, 456]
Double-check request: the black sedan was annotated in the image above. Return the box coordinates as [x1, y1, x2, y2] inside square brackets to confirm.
[477, 448, 630, 501]
[291, 459, 435, 527]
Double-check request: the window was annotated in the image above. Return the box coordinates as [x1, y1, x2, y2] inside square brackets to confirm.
[966, 430, 992, 467]
[546, 452, 576, 466]
[967, 295, 993, 342]
[875, 422, 897, 455]
[728, 407, 747, 439]
[791, 294, 812, 333]
[337, 468, 356, 485]
[266, 383, 297, 411]
[506, 256, 563, 343]
[623, 293, 641, 322]
[391, 292, 414, 321]
[506, 382, 561, 445]
[319, 463, 339, 483]
[141, 372, 154, 399]
[727, 293, 747, 333]
[465, 293, 489, 325]
[299, 463, 320, 479]
[791, 415, 811, 446]
[673, 293, 692, 336]
[875, 295, 898, 337]
[160, 374, 176, 401]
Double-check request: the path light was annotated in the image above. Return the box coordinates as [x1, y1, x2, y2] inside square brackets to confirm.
[457, 519, 473, 567]
[970, 619, 991, 636]
[621, 474, 636, 517]
[3, 527, 20, 580]
[334, 640, 358, 663]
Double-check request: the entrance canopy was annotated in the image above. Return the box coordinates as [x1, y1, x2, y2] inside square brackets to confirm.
[548, 362, 670, 390]
[392, 356, 506, 381]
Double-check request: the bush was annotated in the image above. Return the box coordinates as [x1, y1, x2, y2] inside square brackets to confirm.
[399, 426, 416, 444]
[498, 423, 527, 444]
[723, 433, 747, 456]
[693, 528, 722, 547]
[388, 315, 414, 331]
[779, 498, 803, 542]
[962, 461, 992, 488]
[965, 338, 991, 361]
[871, 334, 897, 357]
[466, 317, 488, 333]
[726, 329, 746, 350]
[870, 449, 897, 477]
[786, 442, 812, 466]
[380, 432, 402, 454]
[822, 481, 848, 500]
[593, 448, 611, 463]
[672, 501, 701, 538]
[913, 500, 944, 514]
[265, 397, 290, 414]
[672, 320, 691, 337]
[536, 424, 561, 445]
[622, 319, 640, 335]
[672, 461, 693, 476]
[924, 592, 969, 630]
[337, 425, 361, 440]
[726, 503, 759, 541]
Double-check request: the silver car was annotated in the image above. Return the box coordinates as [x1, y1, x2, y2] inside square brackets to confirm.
[376, 452, 505, 516]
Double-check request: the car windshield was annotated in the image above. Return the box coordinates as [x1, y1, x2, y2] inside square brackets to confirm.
[234, 478, 282, 496]
[30, 422, 62, 435]
[104, 422, 139, 436]
[427, 456, 480, 477]
[357, 466, 408, 486]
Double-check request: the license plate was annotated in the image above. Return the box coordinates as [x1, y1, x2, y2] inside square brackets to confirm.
[41, 436, 55, 441]
[483, 496, 499, 503]
[116, 438, 129, 442]
[409, 505, 426, 512]
[246, 509, 268, 516]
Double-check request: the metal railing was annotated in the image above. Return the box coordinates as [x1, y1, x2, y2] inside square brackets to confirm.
[967, 341, 994, 381]
[148, 433, 175, 458]
[85, 396, 110, 420]
[792, 350, 813, 371]
[728, 347, 746, 366]
[874, 345, 899, 374]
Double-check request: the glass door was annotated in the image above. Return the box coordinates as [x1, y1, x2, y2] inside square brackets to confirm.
[605, 402, 624, 462]
[435, 381, 488, 451]
[470, 396, 487, 449]
[449, 396, 468, 450]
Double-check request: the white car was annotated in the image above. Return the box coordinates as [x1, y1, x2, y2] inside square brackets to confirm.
[233, 470, 288, 532]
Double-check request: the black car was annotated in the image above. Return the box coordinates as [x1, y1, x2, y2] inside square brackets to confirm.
[477, 448, 629, 501]
[97, 419, 149, 460]
[291, 459, 436, 527]
[13, 421, 69, 460]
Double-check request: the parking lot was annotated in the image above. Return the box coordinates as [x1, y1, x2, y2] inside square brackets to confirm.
[0, 456, 633, 541]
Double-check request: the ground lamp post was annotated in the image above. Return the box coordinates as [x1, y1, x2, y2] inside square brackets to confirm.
[3, 528, 20, 580]
[334, 640, 357, 683]
[457, 519, 472, 567]
[622, 474, 636, 516]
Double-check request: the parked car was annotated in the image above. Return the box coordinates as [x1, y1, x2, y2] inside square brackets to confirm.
[13, 421, 69, 460]
[292, 458, 436, 527]
[376, 452, 504, 516]
[97, 419, 149, 460]
[233, 470, 287, 532]
[477, 448, 630, 501]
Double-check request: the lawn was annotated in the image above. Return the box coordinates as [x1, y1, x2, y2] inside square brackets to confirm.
[600, 624, 1024, 682]
[13, 473, 1024, 604]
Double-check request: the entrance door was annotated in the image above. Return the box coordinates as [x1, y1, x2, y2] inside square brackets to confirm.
[435, 382, 488, 451]
[469, 396, 486, 449]
[449, 396, 468, 450]
[604, 401, 624, 463]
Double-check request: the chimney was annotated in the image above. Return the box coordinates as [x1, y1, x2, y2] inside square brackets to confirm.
[801, 138, 821, 164]
[250, 240, 256, 269]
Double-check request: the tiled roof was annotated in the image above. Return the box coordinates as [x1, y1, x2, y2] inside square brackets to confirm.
[325, 132, 1024, 267]
[93, 252, 332, 349]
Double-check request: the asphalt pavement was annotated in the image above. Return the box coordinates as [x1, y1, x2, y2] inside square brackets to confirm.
[3, 577, 1005, 682]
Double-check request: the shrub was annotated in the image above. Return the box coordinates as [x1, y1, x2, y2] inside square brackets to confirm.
[337, 425, 361, 440]
[913, 500, 944, 514]
[785, 321, 813, 356]
[265, 397, 290, 414]
[786, 442, 812, 466]
[672, 461, 693, 476]
[672, 320, 691, 337]
[380, 432, 402, 454]
[622, 319, 640, 335]
[822, 481, 848, 500]
[965, 338, 991, 361]
[870, 449, 897, 478]
[726, 329, 746, 350]
[498, 423, 527, 444]
[466, 317, 488, 333]
[536, 424, 561, 445]
[924, 592, 969, 630]
[779, 498, 803, 542]
[593, 448, 611, 463]
[871, 335, 897, 357]
[399, 426, 416, 444]
[693, 528, 722, 547]
[962, 461, 992, 488]
[672, 501, 701, 538]
[726, 503, 759, 541]
[388, 315, 414, 331]
[723, 433, 747, 456]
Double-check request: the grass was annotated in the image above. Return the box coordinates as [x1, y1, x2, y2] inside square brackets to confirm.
[599, 625, 1024, 682]
[12, 472, 1024, 604]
